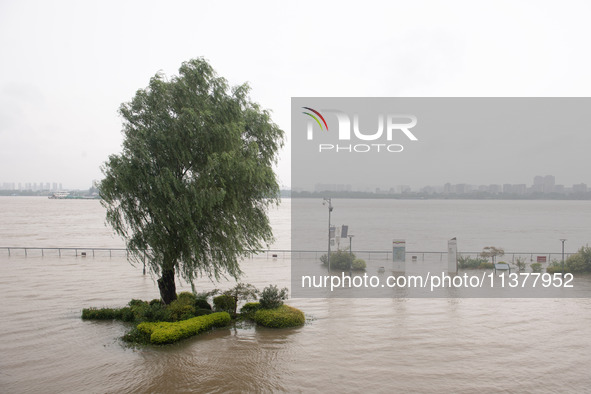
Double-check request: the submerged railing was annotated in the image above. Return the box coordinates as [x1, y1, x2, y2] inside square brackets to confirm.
[0, 246, 574, 263]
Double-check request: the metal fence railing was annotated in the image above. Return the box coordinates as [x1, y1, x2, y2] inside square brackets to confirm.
[0, 246, 574, 263]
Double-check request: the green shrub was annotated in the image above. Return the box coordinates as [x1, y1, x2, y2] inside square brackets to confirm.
[128, 299, 146, 307]
[478, 262, 495, 269]
[530, 263, 543, 273]
[213, 295, 236, 314]
[254, 305, 305, 328]
[240, 302, 260, 319]
[259, 285, 288, 310]
[83, 292, 219, 324]
[320, 249, 355, 270]
[546, 263, 562, 274]
[458, 255, 489, 269]
[82, 307, 122, 320]
[137, 312, 231, 344]
[167, 298, 196, 321]
[565, 251, 591, 273]
[222, 283, 260, 315]
[352, 258, 366, 270]
[177, 291, 197, 304]
[195, 308, 213, 316]
[194, 298, 212, 310]
[149, 298, 163, 306]
[127, 300, 151, 321]
[120, 307, 136, 322]
[122, 327, 151, 344]
[513, 257, 527, 271]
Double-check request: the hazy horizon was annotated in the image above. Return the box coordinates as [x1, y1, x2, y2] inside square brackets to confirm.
[2, 1, 591, 189]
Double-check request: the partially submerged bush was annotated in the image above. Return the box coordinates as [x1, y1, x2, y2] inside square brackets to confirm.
[352, 258, 366, 270]
[137, 312, 231, 344]
[177, 291, 197, 304]
[82, 307, 122, 320]
[513, 257, 527, 271]
[563, 247, 591, 272]
[240, 302, 260, 319]
[213, 295, 237, 315]
[259, 285, 288, 310]
[530, 262, 543, 273]
[458, 255, 489, 269]
[222, 283, 260, 315]
[194, 298, 212, 311]
[167, 298, 196, 321]
[320, 249, 355, 270]
[546, 262, 562, 274]
[82, 292, 213, 323]
[254, 305, 305, 328]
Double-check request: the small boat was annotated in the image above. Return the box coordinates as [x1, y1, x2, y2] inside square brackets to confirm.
[48, 191, 70, 199]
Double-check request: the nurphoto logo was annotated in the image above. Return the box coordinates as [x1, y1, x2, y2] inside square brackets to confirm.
[302, 107, 418, 153]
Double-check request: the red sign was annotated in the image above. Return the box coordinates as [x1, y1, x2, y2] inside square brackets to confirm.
[537, 256, 547, 263]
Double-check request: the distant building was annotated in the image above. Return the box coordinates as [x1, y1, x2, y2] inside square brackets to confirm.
[532, 175, 555, 193]
[543, 175, 555, 193]
[513, 184, 527, 195]
[314, 183, 352, 193]
[554, 185, 565, 194]
[573, 183, 588, 193]
[488, 184, 502, 194]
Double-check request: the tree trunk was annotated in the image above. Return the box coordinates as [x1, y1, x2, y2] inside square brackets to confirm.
[158, 268, 177, 304]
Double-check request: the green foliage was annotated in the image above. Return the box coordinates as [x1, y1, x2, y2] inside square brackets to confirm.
[546, 262, 561, 274]
[167, 299, 196, 321]
[137, 312, 231, 344]
[565, 247, 591, 272]
[513, 257, 527, 271]
[320, 249, 357, 270]
[530, 263, 543, 273]
[142, 302, 170, 322]
[213, 295, 237, 315]
[122, 327, 151, 344]
[259, 285, 288, 310]
[457, 255, 490, 269]
[194, 298, 212, 311]
[546, 246, 591, 274]
[195, 308, 213, 317]
[82, 293, 213, 323]
[98, 58, 284, 303]
[254, 305, 305, 328]
[352, 258, 366, 270]
[82, 307, 122, 320]
[149, 299, 163, 306]
[546, 247, 591, 273]
[222, 283, 260, 315]
[240, 302, 260, 319]
[177, 292, 197, 304]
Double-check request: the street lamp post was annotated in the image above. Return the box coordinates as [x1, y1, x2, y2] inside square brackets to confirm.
[323, 198, 333, 273]
[348, 235, 354, 276]
[560, 239, 566, 276]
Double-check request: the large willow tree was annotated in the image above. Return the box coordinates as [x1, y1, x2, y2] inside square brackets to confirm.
[99, 58, 284, 304]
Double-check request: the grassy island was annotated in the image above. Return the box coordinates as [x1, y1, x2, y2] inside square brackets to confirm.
[82, 285, 305, 345]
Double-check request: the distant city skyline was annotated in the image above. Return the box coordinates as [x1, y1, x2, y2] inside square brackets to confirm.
[307, 174, 589, 195]
[0, 181, 64, 192]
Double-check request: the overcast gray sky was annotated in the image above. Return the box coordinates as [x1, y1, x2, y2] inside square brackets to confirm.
[1, 0, 591, 189]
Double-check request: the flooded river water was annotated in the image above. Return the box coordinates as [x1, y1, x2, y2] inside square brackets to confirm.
[1, 197, 590, 393]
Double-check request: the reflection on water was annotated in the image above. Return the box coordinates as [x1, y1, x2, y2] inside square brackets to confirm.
[0, 197, 591, 392]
